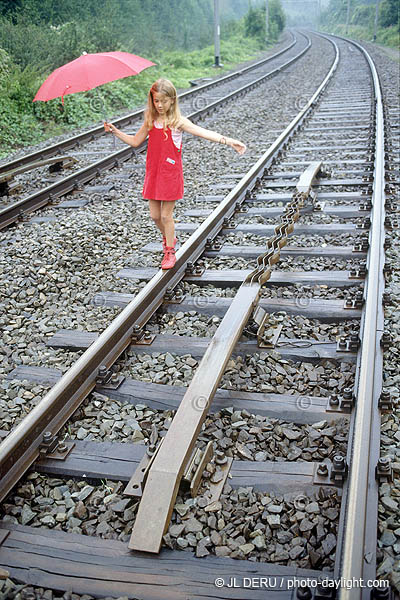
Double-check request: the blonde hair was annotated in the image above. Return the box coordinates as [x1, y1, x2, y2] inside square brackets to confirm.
[144, 78, 182, 132]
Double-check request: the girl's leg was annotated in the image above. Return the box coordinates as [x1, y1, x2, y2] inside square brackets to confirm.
[160, 201, 176, 247]
[148, 200, 164, 236]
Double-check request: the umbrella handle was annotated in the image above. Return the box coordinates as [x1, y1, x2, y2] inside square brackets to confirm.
[95, 90, 115, 149]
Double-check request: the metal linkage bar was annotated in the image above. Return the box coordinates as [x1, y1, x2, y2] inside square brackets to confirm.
[0, 38, 339, 505]
[129, 163, 322, 553]
[335, 37, 387, 600]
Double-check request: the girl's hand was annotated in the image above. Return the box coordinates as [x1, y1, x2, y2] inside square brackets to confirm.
[104, 121, 117, 134]
[230, 139, 246, 155]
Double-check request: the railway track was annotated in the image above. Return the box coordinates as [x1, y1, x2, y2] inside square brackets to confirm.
[0, 31, 398, 600]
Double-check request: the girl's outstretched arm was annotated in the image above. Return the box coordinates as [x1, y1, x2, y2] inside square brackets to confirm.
[179, 116, 246, 154]
[104, 122, 149, 148]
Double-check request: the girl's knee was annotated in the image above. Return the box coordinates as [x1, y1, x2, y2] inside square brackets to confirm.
[150, 212, 161, 224]
[161, 213, 174, 226]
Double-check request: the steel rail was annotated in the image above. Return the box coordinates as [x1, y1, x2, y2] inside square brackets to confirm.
[0, 35, 339, 504]
[0, 32, 298, 176]
[0, 33, 311, 231]
[334, 37, 386, 600]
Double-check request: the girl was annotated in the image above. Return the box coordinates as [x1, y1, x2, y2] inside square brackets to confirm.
[104, 78, 246, 270]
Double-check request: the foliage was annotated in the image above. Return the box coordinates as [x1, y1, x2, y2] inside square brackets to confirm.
[244, 0, 286, 45]
[379, 0, 399, 29]
[321, 0, 399, 32]
[0, 0, 257, 71]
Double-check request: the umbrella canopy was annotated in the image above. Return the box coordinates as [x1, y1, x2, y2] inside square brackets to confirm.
[33, 51, 155, 102]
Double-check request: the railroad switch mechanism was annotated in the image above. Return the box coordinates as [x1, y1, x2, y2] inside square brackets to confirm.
[250, 306, 283, 348]
[38, 431, 75, 461]
[128, 163, 324, 554]
[124, 437, 163, 499]
[125, 440, 232, 506]
[182, 441, 214, 497]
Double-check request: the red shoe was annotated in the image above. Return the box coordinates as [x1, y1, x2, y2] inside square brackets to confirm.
[161, 247, 176, 269]
[162, 236, 177, 252]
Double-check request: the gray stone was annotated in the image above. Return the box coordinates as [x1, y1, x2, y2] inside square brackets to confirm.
[266, 515, 280, 529]
[381, 496, 398, 511]
[184, 517, 203, 533]
[380, 529, 397, 547]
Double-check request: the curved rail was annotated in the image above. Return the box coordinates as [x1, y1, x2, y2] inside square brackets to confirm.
[0, 34, 338, 504]
[335, 36, 386, 600]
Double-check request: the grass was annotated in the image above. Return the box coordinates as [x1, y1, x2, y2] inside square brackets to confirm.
[321, 23, 399, 50]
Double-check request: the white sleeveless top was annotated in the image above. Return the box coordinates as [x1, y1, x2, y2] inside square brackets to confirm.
[154, 121, 182, 150]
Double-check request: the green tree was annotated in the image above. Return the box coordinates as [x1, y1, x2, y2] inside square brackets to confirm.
[379, 0, 399, 28]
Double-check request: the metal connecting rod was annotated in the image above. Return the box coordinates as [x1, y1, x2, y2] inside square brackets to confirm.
[129, 163, 322, 553]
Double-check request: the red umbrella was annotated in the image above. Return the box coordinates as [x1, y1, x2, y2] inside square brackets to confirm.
[33, 51, 155, 104]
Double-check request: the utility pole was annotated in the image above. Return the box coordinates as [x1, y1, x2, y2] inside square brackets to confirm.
[213, 0, 222, 67]
[345, 0, 351, 34]
[265, 0, 269, 43]
[373, 0, 379, 41]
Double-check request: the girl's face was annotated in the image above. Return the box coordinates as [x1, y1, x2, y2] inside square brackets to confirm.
[152, 91, 174, 116]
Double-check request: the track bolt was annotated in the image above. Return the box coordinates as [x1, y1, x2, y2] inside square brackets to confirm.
[380, 332, 391, 350]
[317, 463, 328, 477]
[382, 292, 391, 305]
[147, 444, 157, 456]
[297, 588, 312, 600]
[215, 451, 227, 465]
[378, 456, 391, 472]
[333, 455, 346, 470]
[43, 431, 54, 444]
[378, 389, 393, 411]
[372, 587, 390, 599]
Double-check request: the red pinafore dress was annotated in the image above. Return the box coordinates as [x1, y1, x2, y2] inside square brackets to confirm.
[142, 123, 184, 202]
